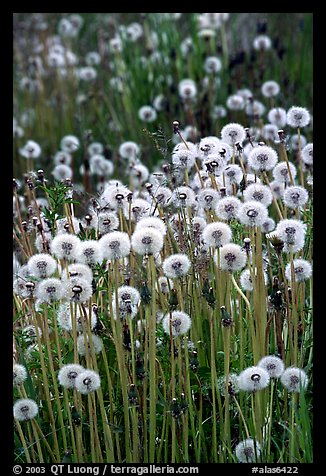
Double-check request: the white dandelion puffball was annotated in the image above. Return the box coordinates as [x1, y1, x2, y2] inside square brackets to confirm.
[215, 196, 242, 221]
[57, 302, 97, 332]
[237, 201, 268, 227]
[224, 164, 243, 185]
[19, 140, 41, 159]
[287, 106, 310, 128]
[162, 254, 191, 278]
[269, 180, 285, 200]
[14, 399, 39, 421]
[262, 217, 276, 234]
[272, 162, 297, 184]
[268, 107, 287, 128]
[135, 216, 167, 236]
[54, 150, 72, 166]
[138, 105, 157, 122]
[13, 364, 28, 386]
[203, 154, 227, 177]
[119, 141, 140, 160]
[301, 143, 313, 165]
[56, 216, 80, 235]
[51, 234, 81, 261]
[36, 278, 64, 303]
[280, 367, 308, 393]
[196, 188, 220, 210]
[172, 186, 196, 208]
[77, 334, 103, 357]
[178, 78, 197, 100]
[217, 373, 239, 397]
[235, 438, 261, 463]
[257, 355, 285, 378]
[204, 56, 222, 74]
[283, 186, 309, 209]
[157, 276, 173, 294]
[219, 244, 247, 273]
[60, 135, 80, 153]
[240, 268, 268, 292]
[76, 240, 103, 267]
[27, 253, 57, 279]
[99, 231, 131, 260]
[172, 148, 197, 170]
[221, 123, 246, 146]
[118, 285, 141, 306]
[285, 259, 312, 283]
[64, 277, 93, 304]
[62, 263, 93, 283]
[253, 34, 272, 50]
[198, 136, 220, 158]
[58, 364, 85, 389]
[162, 311, 191, 337]
[75, 369, 101, 394]
[261, 80, 280, 98]
[275, 219, 307, 247]
[202, 222, 232, 248]
[248, 145, 278, 172]
[98, 212, 120, 235]
[226, 94, 244, 111]
[153, 186, 173, 208]
[52, 164, 73, 181]
[243, 184, 273, 207]
[131, 227, 164, 255]
[238, 366, 270, 392]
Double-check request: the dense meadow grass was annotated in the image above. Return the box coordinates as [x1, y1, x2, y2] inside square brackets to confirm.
[13, 13, 313, 464]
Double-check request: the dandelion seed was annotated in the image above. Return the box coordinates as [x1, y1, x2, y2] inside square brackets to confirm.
[215, 196, 242, 220]
[280, 367, 308, 392]
[237, 201, 268, 227]
[285, 259, 312, 282]
[51, 234, 81, 260]
[36, 278, 64, 303]
[235, 438, 261, 463]
[27, 253, 57, 279]
[238, 366, 270, 392]
[131, 227, 164, 255]
[76, 240, 103, 267]
[283, 186, 309, 209]
[135, 217, 167, 236]
[13, 399, 38, 421]
[243, 183, 273, 207]
[219, 243, 247, 272]
[287, 106, 310, 128]
[162, 311, 191, 337]
[58, 364, 85, 389]
[221, 123, 246, 146]
[261, 80, 280, 98]
[257, 355, 285, 378]
[75, 369, 101, 394]
[248, 145, 278, 172]
[301, 143, 313, 165]
[99, 231, 131, 260]
[203, 222, 232, 248]
[272, 162, 297, 184]
[217, 373, 239, 397]
[162, 254, 191, 278]
[13, 364, 28, 386]
[77, 334, 103, 356]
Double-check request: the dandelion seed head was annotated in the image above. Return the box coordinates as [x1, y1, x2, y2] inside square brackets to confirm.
[178, 79, 197, 99]
[135, 217, 167, 236]
[253, 34, 272, 51]
[280, 367, 308, 392]
[243, 183, 273, 207]
[291, 134, 307, 151]
[221, 123, 246, 146]
[197, 136, 220, 158]
[99, 231, 131, 260]
[162, 311, 191, 337]
[275, 219, 307, 247]
[261, 124, 279, 142]
[226, 94, 245, 111]
[196, 188, 220, 210]
[162, 254, 191, 278]
[19, 140, 41, 159]
[217, 373, 239, 397]
[238, 366, 270, 392]
[60, 135, 79, 153]
[13, 364, 28, 386]
[235, 438, 261, 463]
[52, 164, 73, 181]
[75, 369, 101, 394]
[62, 263, 93, 283]
[261, 80, 280, 98]
[204, 56, 222, 74]
[261, 217, 276, 234]
[269, 180, 285, 200]
[268, 107, 287, 128]
[76, 240, 103, 267]
[57, 302, 97, 331]
[248, 145, 278, 172]
[272, 162, 297, 184]
[171, 186, 196, 208]
[203, 222, 232, 248]
[54, 150, 72, 166]
[36, 277, 64, 303]
[215, 196, 242, 220]
[64, 277, 93, 303]
[157, 276, 173, 293]
[119, 141, 140, 160]
[58, 364, 85, 388]
[301, 143, 313, 165]
[285, 259, 312, 282]
[257, 355, 285, 378]
[51, 234, 81, 260]
[287, 106, 310, 128]
[131, 227, 164, 255]
[237, 201, 268, 227]
[27, 253, 57, 279]
[152, 186, 172, 208]
[56, 216, 80, 235]
[13, 399, 38, 421]
[97, 212, 119, 235]
[283, 186, 309, 209]
[219, 243, 247, 272]
[240, 268, 268, 292]
[77, 333, 103, 356]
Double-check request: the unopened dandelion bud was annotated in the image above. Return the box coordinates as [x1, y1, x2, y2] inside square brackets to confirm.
[26, 179, 34, 190]
[173, 120, 180, 134]
[221, 306, 233, 327]
[145, 182, 153, 192]
[37, 169, 44, 182]
[243, 237, 251, 253]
